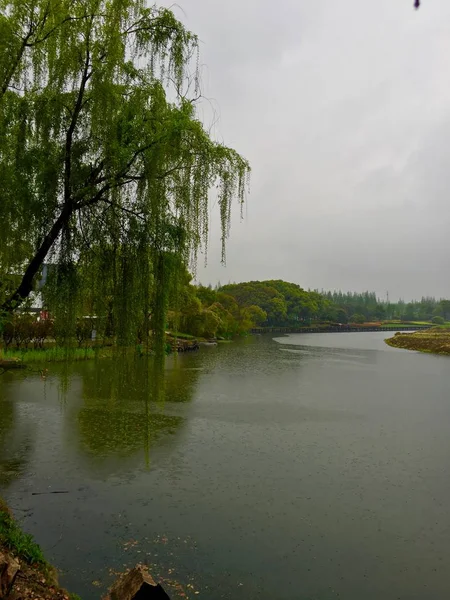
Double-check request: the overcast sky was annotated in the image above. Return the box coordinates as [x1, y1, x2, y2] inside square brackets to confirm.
[169, 0, 450, 300]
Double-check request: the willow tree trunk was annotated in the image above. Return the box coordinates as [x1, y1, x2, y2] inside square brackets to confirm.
[1, 205, 72, 314]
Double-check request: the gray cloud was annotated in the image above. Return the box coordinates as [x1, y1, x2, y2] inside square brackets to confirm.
[171, 0, 450, 299]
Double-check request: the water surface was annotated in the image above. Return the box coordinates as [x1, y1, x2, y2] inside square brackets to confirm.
[1, 333, 450, 599]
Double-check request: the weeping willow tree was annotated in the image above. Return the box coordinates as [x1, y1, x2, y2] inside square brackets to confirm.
[0, 0, 249, 353]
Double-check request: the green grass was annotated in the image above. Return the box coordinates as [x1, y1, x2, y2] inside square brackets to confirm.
[166, 331, 197, 340]
[2, 346, 96, 363]
[0, 497, 82, 597]
[0, 503, 46, 565]
[381, 324, 416, 329]
[381, 321, 432, 328]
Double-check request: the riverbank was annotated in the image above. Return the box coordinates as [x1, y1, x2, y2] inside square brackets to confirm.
[0, 497, 184, 599]
[0, 332, 206, 365]
[385, 329, 450, 355]
[1, 347, 99, 364]
[0, 497, 78, 599]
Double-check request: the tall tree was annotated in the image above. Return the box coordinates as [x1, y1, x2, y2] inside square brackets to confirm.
[0, 0, 249, 350]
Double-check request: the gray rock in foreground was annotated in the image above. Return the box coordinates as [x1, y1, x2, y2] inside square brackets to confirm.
[104, 565, 170, 600]
[0, 551, 20, 597]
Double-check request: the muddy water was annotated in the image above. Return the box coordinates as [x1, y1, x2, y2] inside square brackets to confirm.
[1, 333, 449, 599]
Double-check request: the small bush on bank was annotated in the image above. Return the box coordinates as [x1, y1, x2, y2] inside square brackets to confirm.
[0, 503, 46, 566]
[349, 314, 366, 324]
[2, 315, 54, 350]
[432, 316, 445, 325]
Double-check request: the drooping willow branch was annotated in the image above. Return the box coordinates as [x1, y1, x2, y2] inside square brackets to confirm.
[0, 1, 250, 353]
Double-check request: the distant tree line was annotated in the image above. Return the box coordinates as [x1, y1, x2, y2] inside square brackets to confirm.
[4, 279, 448, 350]
[176, 284, 450, 336]
[321, 291, 450, 324]
[170, 280, 350, 337]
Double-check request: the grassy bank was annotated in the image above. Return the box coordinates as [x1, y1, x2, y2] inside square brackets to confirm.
[0, 497, 79, 599]
[381, 321, 431, 328]
[385, 329, 450, 355]
[1, 347, 97, 363]
[1, 332, 205, 365]
[0, 498, 47, 566]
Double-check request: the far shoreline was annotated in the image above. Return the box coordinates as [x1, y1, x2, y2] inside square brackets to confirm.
[385, 329, 450, 356]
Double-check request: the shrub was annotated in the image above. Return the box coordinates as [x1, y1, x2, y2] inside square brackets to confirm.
[2, 315, 54, 350]
[2, 318, 14, 350]
[0, 505, 46, 565]
[75, 318, 93, 347]
[432, 316, 445, 325]
[32, 319, 54, 349]
[350, 313, 366, 324]
[14, 314, 35, 348]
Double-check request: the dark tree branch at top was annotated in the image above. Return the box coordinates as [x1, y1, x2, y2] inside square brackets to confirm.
[64, 24, 93, 207]
[1, 203, 73, 313]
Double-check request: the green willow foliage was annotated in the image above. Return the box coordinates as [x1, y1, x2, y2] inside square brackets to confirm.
[0, 0, 249, 353]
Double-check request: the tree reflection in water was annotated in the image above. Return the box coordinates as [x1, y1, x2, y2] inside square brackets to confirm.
[0, 373, 35, 488]
[69, 352, 202, 468]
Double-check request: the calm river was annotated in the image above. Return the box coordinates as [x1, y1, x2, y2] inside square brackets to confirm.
[1, 332, 450, 599]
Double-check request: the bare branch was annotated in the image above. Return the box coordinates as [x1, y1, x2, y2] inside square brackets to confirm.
[100, 198, 146, 221]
